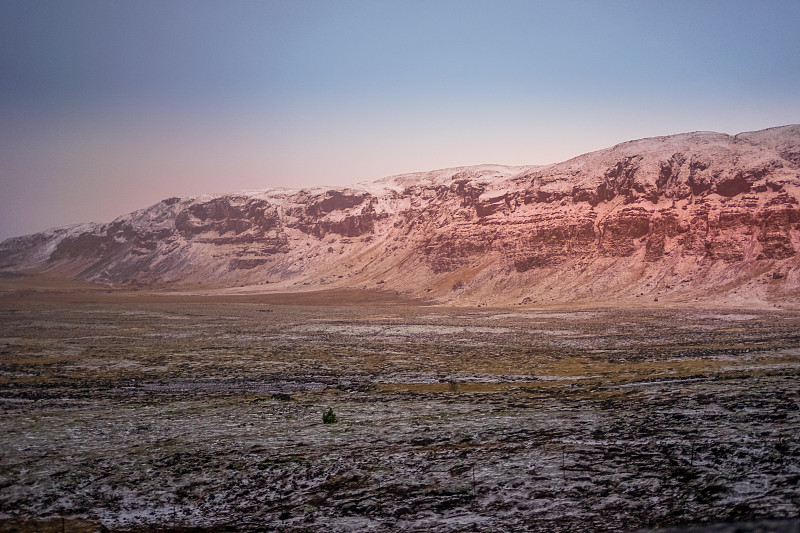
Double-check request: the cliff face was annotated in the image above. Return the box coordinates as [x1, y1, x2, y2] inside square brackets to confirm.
[2, 125, 799, 305]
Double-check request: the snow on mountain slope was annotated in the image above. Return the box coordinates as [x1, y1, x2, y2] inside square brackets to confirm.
[2, 126, 799, 306]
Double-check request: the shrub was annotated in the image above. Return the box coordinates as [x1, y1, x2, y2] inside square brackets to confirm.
[322, 407, 337, 424]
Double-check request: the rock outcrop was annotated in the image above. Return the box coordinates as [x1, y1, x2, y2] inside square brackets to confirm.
[2, 125, 799, 305]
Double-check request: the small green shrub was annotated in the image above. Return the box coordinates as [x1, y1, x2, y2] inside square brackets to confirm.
[322, 407, 337, 424]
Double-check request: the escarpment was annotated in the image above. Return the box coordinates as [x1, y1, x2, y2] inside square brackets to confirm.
[2, 125, 799, 305]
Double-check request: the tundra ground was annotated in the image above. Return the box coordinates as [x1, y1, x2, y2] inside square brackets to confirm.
[0, 289, 798, 532]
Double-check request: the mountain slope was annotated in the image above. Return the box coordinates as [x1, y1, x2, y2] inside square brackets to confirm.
[2, 125, 799, 306]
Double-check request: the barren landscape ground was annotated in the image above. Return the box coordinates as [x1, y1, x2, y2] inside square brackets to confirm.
[0, 281, 799, 532]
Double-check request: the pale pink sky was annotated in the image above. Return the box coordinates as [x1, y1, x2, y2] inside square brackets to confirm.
[2, 1, 799, 241]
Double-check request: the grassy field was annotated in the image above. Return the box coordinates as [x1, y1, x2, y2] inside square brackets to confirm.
[0, 287, 798, 531]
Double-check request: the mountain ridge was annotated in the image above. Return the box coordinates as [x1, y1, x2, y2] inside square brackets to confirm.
[2, 125, 799, 307]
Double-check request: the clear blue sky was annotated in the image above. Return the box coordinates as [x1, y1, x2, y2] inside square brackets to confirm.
[1, 0, 799, 240]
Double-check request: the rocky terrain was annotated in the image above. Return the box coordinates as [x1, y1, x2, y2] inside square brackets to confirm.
[1, 125, 799, 306]
[0, 293, 798, 532]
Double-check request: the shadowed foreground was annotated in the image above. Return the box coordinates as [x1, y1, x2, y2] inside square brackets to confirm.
[0, 290, 798, 531]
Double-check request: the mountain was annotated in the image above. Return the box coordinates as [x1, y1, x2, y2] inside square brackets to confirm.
[2, 125, 799, 306]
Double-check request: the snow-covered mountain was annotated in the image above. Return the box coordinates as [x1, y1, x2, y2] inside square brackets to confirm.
[2, 125, 799, 306]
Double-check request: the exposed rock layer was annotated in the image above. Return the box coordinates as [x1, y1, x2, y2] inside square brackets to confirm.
[2, 125, 800, 305]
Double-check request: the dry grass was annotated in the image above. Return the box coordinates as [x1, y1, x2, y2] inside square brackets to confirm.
[1, 288, 799, 532]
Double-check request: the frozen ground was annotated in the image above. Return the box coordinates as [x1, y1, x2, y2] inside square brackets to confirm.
[0, 293, 798, 532]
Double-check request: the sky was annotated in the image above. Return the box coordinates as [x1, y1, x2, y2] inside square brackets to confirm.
[1, 1, 800, 241]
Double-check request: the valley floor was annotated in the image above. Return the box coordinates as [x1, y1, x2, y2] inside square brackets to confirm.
[0, 289, 798, 532]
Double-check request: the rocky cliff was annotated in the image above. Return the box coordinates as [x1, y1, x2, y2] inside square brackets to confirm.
[2, 125, 799, 306]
